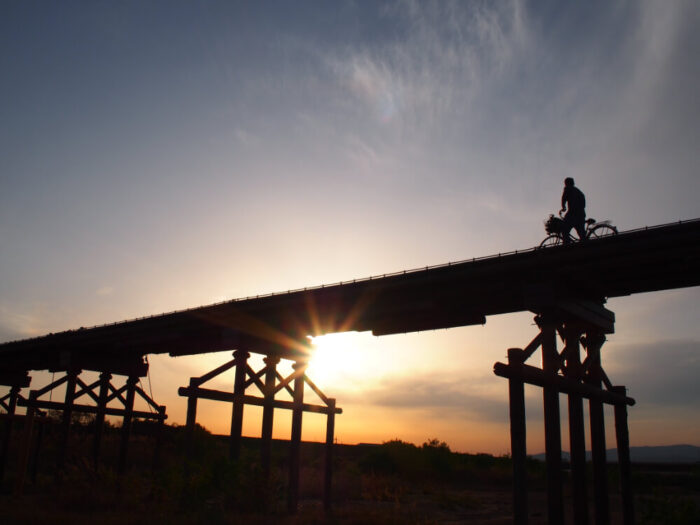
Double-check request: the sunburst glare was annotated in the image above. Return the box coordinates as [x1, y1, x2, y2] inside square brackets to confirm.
[306, 332, 372, 389]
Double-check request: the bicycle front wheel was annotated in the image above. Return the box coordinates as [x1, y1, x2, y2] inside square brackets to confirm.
[538, 234, 562, 248]
[587, 224, 618, 240]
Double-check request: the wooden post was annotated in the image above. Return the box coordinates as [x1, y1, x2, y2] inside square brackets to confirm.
[507, 348, 529, 525]
[261, 356, 279, 481]
[541, 320, 565, 525]
[118, 375, 137, 475]
[288, 360, 306, 514]
[57, 369, 79, 475]
[565, 328, 589, 525]
[152, 405, 166, 471]
[324, 398, 336, 513]
[586, 333, 609, 525]
[613, 386, 634, 525]
[185, 378, 198, 456]
[93, 372, 111, 469]
[0, 385, 20, 483]
[230, 350, 250, 461]
[30, 415, 44, 484]
[15, 390, 37, 494]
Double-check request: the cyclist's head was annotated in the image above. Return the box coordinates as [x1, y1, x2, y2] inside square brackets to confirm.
[564, 177, 574, 187]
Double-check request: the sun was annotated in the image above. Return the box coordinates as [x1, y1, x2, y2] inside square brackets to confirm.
[306, 332, 365, 388]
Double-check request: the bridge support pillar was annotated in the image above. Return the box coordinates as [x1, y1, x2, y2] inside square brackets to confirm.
[324, 397, 337, 512]
[613, 386, 634, 525]
[507, 348, 528, 525]
[0, 385, 20, 484]
[0, 371, 30, 485]
[585, 333, 609, 525]
[185, 377, 198, 456]
[15, 390, 38, 494]
[288, 359, 307, 514]
[494, 305, 635, 525]
[57, 368, 80, 478]
[230, 350, 250, 461]
[261, 356, 280, 482]
[93, 371, 111, 469]
[14, 363, 166, 492]
[118, 375, 138, 475]
[540, 317, 564, 524]
[178, 347, 342, 515]
[563, 326, 589, 525]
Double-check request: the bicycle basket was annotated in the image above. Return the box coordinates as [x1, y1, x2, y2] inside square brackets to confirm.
[544, 215, 564, 235]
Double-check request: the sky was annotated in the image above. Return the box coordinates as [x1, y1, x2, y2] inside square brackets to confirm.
[1, 0, 699, 455]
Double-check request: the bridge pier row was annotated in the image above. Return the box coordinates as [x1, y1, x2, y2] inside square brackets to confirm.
[179, 348, 342, 515]
[494, 304, 635, 525]
[13, 360, 166, 493]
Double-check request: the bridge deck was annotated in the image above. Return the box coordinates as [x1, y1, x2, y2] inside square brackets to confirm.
[1, 219, 699, 371]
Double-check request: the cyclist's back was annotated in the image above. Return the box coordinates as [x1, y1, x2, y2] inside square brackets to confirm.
[560, 178, 586, 242]
[562, 185, 585, 216]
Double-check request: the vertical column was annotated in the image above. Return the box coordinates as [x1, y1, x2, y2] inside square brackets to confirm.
[29, 414, 44, 484]
[540, 318, 565, 525]
[261, 356, 280, 481]
[15, 390, 37, 494]
[93, 372, 111, 469]
[565, 327, 589, 525]
[0, 385, 21, 483]
[613, 386, 634, 525]
[230, 350, 250, 461]
[586, 333, 609, 525]
[185, 378, 199, 456]
[324, 398, 336, 513]
[507, 348, 528, 525]
[152, 405, 166, 471]
[288, 360, 307, 514]
[57, 369, 79, 475]
[118, 375, 138, 475]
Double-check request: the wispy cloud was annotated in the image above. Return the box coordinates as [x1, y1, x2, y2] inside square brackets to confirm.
[325, 0, 532, 138]
[96, 285, 115, 296]
[0, 304, 46, 341]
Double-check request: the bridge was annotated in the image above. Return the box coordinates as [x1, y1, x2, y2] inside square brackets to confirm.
[1, 219, 698, 369]
[1, 218, 699, 523]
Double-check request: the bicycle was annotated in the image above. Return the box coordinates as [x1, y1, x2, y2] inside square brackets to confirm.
[539, 211, 618, 248]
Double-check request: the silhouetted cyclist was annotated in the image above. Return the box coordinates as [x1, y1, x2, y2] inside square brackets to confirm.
[560, 177, 586, 244]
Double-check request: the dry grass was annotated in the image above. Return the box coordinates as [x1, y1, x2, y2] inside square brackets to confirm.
[1, 422, 698, 524]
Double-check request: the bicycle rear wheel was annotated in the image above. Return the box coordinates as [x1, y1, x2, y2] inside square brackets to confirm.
[538, 234, 562, 248]
[587, 224, 618, 240]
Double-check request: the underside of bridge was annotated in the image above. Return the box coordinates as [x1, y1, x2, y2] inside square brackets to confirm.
[0, 218, 698, 519]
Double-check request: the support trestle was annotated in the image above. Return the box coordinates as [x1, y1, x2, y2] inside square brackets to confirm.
[10, 360, 166, 493]
[494, 306, 636, 525]
[0, 371, 31, 485]
[178, 348, 342, 514]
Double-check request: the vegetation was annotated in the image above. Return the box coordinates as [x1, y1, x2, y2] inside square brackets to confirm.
[0, 420, 698, 524]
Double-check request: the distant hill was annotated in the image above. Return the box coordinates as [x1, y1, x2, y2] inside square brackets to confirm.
[532, 444, 700, 464]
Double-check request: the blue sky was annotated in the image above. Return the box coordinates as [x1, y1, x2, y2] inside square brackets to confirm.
[1, 1, 698, 453]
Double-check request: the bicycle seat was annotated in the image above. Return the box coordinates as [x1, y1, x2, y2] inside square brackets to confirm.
[586, 218, 596, 225]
